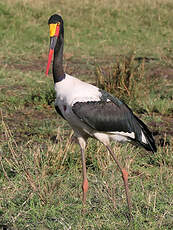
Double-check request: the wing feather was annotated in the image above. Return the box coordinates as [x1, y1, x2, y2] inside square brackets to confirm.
[72, 96, 157, 152]
[72, 101, 133, 132]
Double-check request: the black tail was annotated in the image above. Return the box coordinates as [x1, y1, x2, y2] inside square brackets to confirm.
[134, 115, 157, 153]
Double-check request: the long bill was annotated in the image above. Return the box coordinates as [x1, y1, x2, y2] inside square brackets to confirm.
[46, 23, 60, 75]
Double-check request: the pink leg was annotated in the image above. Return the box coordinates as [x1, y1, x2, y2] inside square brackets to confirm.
[77, 136, 89, 206]
[82, 178, 88, 204]
[106, 145, 132, 219]
[81, 148, 88, 205]
[122, 168, 132, 217]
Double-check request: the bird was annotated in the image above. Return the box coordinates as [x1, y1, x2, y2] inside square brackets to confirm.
[45, 14, 157, 219]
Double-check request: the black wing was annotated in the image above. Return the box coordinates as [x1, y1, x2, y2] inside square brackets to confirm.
[72, 100, 135, 132]
[72, 92, 156, 152]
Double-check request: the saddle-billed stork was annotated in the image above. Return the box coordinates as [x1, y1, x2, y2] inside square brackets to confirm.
[46, 14, 157, 219]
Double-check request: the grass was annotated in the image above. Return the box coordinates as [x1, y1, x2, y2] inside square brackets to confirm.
[95, 54, 173, 115]
[95, 53, 146, 101]
[0, 0, 173, 229]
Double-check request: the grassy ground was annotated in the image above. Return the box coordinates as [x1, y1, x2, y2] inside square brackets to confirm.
[0, 0, 173, 229]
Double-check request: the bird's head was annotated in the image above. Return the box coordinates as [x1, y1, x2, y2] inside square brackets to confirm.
[46, 14, 64, 75]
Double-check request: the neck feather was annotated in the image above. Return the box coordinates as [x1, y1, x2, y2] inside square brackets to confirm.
[53, 34, 65, 83]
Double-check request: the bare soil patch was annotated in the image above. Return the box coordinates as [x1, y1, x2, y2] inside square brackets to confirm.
[148, 66, 173, 81]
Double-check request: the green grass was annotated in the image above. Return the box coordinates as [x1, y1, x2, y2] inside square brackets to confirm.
[0, 0, 173, 229]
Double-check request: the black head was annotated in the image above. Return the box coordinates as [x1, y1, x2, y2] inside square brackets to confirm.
[48, 14, 63, 25]
[46, 14, 64, 76]
[48, 14, 64, 39]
